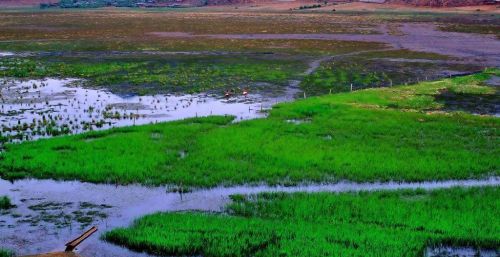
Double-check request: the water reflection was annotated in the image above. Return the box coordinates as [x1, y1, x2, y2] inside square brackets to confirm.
[0, 78, 298, 143]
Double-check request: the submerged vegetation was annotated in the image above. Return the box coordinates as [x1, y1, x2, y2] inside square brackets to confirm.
[0, 250, 13, 257]
[104, 187, 500, 257]
[0, 196, 13, 210]
[1, 70, 498, 187]
[0, 55, 305, 94]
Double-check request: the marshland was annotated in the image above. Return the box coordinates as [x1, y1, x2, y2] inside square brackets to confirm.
[0, 1, 499, 257]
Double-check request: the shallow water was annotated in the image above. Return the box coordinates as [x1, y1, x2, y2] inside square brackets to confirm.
[486, 75, 500, 87]
[0, 52, 14, 57]
[426, 245, 499, 257]
[0, 78, 299, 142]
[0, 177, 498, 256]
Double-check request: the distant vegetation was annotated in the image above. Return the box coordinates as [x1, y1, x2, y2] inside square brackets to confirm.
[1, 70, 498, 187]
[104, 187, 500, 257]
[298, 4, 323, 9]
[57, 0, 152, 8]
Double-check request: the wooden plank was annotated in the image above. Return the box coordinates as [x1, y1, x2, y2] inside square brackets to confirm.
[64, 226, 98, 252]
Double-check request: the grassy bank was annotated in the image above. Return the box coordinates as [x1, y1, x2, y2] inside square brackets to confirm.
[104, 187, 500, 257]
[0, 54, 306, 94]
[0, 70, 498, 187]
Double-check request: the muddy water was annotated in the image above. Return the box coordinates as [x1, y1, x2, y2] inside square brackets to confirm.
[0, 177, 498, 256]
[150, 23, 500, 66]
[0, 78, 299, 142]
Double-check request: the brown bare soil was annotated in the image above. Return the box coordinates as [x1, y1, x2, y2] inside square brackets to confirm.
[300, 2, 500, 13]
[0, 6, 497, 57]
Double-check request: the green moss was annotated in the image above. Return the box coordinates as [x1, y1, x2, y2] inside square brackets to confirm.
[0, 70, 498, 187]
[104, 187, 500, 257]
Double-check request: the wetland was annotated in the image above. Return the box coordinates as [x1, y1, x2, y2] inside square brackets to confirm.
[0, 4, 499, 257]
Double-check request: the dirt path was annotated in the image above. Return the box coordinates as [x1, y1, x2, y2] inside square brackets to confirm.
[0, 177, 498, 256]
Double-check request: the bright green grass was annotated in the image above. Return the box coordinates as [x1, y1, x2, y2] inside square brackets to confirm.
[0, 196, 13, 210]
[0, 55, 305, 94]
[104, 187, 500, 257]
[0, 70, 498, 187]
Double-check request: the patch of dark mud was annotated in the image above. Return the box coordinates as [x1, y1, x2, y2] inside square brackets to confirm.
[28, 201, 73, 211]
[435, 89, 500, 116]
[21, 201, 112, 229]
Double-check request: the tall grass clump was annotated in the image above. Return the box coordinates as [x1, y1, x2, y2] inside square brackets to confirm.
[104, 187, 500, 257]
[0, 196, 13, 210]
